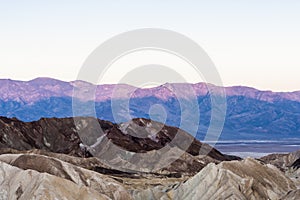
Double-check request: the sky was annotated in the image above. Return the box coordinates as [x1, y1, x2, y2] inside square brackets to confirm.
[0, 0, 299, 91]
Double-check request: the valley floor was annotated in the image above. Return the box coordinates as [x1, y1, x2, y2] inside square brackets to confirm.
[212, 140, 300, 158]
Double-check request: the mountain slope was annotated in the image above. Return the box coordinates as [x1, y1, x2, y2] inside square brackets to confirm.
[0, 117, 238, 175]
[1, 78, 300, 140]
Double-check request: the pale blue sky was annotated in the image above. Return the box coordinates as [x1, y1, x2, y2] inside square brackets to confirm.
[0, 1, 299, 91]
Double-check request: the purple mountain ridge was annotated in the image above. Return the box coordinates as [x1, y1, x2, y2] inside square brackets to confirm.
[1, 77, 300, 103]
[1, 77, 300, 141]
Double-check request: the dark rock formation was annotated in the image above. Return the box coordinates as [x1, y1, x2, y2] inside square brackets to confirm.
[0, 117, 239, 175]
[291, 158, 300, 170]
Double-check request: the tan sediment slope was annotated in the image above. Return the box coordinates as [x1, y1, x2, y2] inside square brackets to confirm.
[0, 151, 299, 199]
[165, 158, 296, 200]
[0, 160, 110, 200]
[0, 153, 132, 200]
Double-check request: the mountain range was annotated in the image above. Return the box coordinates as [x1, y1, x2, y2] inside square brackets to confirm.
[1, 77, 300, 140]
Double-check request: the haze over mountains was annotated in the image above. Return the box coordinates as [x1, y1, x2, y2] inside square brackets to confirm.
[1, 78, 300, 140]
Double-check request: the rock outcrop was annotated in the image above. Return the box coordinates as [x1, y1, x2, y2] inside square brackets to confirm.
[0, 150, 195, 199]
[162, 158, 296, 200]
[280, 189, 300, 200]
[0, 117, 238, 175]
[260, 150, 300, 171]
[0, 160, 110, 200]
[0, 153, 132, 200]
[2, 151, 298, 200]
